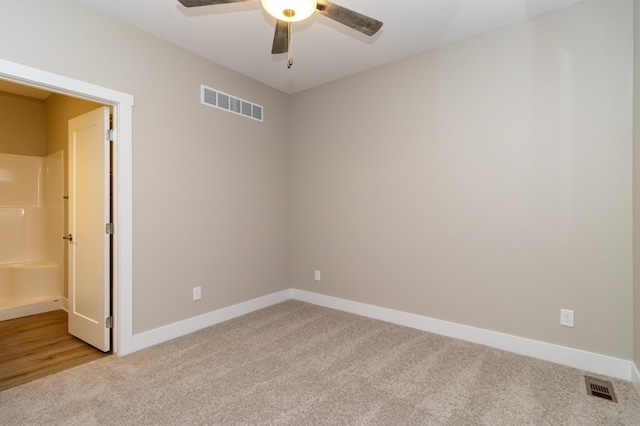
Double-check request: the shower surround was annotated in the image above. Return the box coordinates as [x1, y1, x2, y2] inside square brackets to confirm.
[0, 151, 64, 320]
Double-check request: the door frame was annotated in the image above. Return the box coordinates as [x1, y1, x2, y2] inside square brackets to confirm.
[0, 58, 134, 355]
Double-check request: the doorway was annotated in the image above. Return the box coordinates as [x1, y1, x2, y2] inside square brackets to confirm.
[0, 58, 134, 357]
[0, 87, 113, 389]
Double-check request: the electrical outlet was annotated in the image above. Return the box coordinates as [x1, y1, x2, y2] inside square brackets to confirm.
[560, 309, 574, 327]
[314, 270, 321, 281]
[193, 286, 201, 301]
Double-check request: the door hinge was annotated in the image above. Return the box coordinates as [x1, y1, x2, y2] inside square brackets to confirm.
[106, 129, 114, 142]
[105, 316, 113, 328]
[105, 223, 114, 234]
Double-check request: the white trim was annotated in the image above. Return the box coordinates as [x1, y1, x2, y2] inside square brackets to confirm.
[0, 58, 135, 356]
[128, 287, 634, 382]
[0, 59, 133, 105]
[289, 289, 634, 381]
[111, 102, 134, 356]
[632, 361, 640, 397]
[131, 290, 292, 352]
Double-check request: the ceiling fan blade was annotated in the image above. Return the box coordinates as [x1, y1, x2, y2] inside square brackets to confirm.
[315, 0, 382, 36]
[271, 20, 289, 54]
[178, 0, 253, 7]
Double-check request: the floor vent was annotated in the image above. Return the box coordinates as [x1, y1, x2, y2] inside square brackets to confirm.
[201, 85, 263, 122]
[584, 376, 617, 403]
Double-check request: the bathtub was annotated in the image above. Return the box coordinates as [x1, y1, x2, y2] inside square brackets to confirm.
[0, 260, 62, 320]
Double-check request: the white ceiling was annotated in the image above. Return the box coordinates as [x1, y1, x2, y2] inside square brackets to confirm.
[77, 0, 584, 94]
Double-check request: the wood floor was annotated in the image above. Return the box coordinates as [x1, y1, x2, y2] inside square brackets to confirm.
[0, 310, 109, 392]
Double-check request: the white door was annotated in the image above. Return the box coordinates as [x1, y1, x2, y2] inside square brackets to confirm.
[67, 106, 111, 352]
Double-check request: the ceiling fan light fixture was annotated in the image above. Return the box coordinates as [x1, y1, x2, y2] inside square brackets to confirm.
[261, 0, 317, 22]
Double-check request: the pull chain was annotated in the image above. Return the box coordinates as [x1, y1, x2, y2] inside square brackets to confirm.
[287, 21, 293, 68]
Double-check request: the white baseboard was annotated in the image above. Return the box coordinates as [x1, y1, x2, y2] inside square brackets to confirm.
[128, 288, 634, 384]
[289, 289, 633, 382]
[632, 361, 640, 397]
[132, 290, 291, 352]
[0, 299, 62, 321]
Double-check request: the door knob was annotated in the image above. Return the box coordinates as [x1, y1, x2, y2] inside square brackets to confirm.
[62, 234, 73, 242]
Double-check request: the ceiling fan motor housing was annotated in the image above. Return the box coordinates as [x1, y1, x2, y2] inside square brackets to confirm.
[261, 0, 317, 22]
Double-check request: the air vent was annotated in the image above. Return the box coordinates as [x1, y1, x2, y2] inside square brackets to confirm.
[584, 376, 617, 403]
[201, 85, 263, 122]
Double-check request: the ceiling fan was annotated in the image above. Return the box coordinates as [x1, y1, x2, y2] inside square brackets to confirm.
[177, 0, 383, 68]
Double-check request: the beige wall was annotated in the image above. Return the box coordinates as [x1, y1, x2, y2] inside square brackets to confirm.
[0, 0, 634, 363]
[0, 92, 46, 156]
[290, 0, 634, 358]
[0, 0, 290, 334]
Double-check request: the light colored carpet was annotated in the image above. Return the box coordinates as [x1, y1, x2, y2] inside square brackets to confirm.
[1, 300, 639, 425]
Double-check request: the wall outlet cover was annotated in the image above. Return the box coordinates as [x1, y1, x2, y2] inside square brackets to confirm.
[560, 308, 574, 327]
